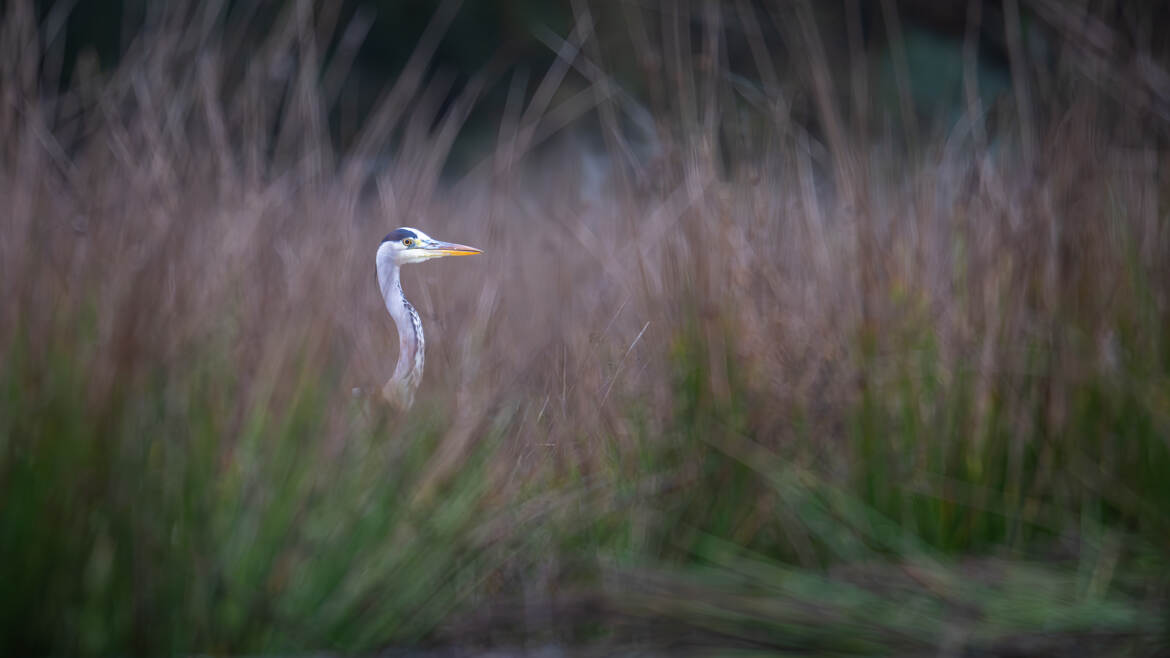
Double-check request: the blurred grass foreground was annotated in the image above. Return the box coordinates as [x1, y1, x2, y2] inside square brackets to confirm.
[2, 0, 1169, 655]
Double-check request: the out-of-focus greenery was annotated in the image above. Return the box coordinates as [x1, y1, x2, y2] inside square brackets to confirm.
[2, 1, 1169, 656]
[0, 325, 510, 654]
[5, 280, 1166, 655]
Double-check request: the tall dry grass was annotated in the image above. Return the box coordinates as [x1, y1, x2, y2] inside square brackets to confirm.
[1, 0, 1168, 655]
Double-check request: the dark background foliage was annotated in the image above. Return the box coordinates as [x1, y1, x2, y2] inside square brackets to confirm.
[40, 0, 1170, 160]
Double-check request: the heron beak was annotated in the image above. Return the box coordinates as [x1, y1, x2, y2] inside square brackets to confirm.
[425, 240, 483, 257]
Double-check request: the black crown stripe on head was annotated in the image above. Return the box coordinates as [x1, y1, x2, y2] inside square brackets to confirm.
[382, 228, 418, 243]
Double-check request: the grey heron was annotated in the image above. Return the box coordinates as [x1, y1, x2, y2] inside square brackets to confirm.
[376, 227, 482, 409]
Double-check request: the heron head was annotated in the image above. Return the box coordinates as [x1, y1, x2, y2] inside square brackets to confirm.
[378, 227, 482, 266]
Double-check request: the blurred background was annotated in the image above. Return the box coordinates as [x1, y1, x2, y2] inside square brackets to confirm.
[2, 0, 1169, 655]
[41, 0, 1170, 173]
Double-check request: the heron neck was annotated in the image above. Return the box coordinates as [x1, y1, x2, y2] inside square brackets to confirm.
[379, 262, 425, 406]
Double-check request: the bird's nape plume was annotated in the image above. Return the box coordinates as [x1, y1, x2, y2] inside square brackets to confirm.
[374, 227, 482, 410]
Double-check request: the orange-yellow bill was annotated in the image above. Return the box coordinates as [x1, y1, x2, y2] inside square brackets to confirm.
[426, 240, 482, 256]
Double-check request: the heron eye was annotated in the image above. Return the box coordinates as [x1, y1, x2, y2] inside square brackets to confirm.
[402, 238, 414, 247]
